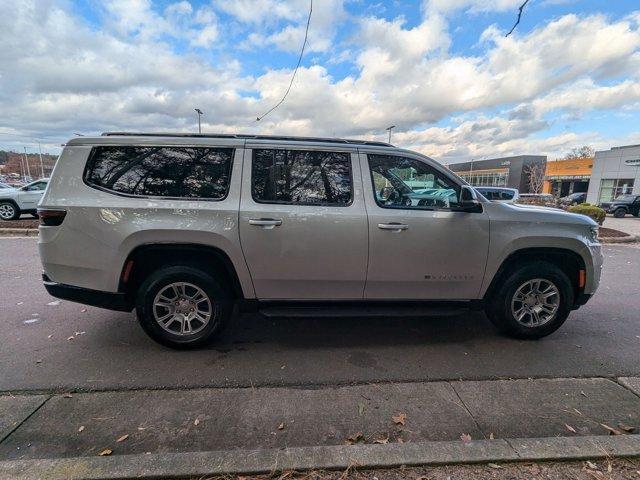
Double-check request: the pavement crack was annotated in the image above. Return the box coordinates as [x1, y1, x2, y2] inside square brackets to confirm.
[448, 381, 487, 440]
[0, 394, 51, 445]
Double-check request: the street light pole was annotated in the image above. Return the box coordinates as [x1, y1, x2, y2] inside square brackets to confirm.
[386, 125, 396, 144]
[195, 108, 203, 134]
[38, 142, 45, 178]
[23, 147, 32, 180]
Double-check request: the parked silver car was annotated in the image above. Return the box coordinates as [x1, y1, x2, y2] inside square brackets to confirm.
[38, 134, 602, 348]
[0, 178, 49, 220]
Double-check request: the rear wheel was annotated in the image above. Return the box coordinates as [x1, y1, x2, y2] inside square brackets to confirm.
[135, 265, 232, 349]
[613, 208, 626, 218]
[485, 262, 574, 339]
[0, 201, 19, 221]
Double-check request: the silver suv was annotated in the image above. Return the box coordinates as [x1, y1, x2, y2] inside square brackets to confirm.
[38, 133, 602, 348]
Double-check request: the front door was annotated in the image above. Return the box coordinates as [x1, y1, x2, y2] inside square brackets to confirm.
[361, 152, 490, 300]
[239, 145, 368, 299]
[18, 181, 47, 209]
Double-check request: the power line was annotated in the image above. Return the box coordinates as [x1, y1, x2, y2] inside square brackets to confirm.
[256, 0, 313, 122]
[505, 0, 530, 37]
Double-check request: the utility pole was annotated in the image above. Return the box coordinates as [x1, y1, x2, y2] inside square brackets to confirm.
[23, 147, 32, 180]
[386, 125, 396, 144]
[38, 142, 45, 178]
[195, 108, 203, 134]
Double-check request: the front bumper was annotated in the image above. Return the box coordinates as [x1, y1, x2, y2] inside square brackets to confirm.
[43, 274, 132, 312]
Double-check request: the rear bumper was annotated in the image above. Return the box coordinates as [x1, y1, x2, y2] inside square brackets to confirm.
[43, 274, 132, 312]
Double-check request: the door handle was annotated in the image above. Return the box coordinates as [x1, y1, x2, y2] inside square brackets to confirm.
[249, 218, 282, 229]
[378, 223, 409, 232]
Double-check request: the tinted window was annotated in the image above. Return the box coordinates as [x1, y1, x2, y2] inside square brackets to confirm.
[85, 146, 233, 199]
[252, 149, 352, 205]
[368, 154, 460, 209]
[26, 181, 47, 191]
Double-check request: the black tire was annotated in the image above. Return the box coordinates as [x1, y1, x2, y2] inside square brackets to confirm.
[485, 262, 574, 339]
[0, 201, 20, 221]
[613, 208, 626, 218]
[135, 265, 232, 349]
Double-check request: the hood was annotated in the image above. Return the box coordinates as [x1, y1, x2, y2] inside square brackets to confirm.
[500, 203, 597, 227]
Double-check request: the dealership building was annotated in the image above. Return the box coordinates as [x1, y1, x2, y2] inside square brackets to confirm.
[586, 144, 640, 204]
[447, 155, 547, 193]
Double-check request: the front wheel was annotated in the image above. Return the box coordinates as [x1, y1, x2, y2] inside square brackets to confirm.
[135, 266, 232, 349]
[485, 262, 574, 339]
[0, 201, 20, 221]
[613, 208, 626, 218]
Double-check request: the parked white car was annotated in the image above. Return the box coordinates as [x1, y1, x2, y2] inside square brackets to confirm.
[0, 179, 49, 220]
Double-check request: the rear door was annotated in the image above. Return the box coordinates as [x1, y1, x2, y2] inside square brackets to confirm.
[239, 144, 368, 299]
[361, 151, 490, 300]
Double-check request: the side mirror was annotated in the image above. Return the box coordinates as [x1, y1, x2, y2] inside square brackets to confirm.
[459, 186, 482, 212]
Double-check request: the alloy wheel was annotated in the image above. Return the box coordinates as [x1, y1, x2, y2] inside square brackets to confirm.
[152, 282, 215, 336]
[511, 278, 560, 327]
[0, 203, 16, 220]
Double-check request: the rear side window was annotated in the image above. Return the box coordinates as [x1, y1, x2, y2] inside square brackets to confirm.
[252, 149, 352, 206]
[84, 146, 234, 200]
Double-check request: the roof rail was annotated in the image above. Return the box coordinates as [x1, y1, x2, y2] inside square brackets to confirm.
[100, 132, 394, 148]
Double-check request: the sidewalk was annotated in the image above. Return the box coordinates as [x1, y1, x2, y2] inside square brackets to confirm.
[1, 377, 639, 477]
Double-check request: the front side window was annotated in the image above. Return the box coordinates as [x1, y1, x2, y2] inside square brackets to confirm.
[26, 181, 47, 191]
[84, 146, 234, 199]
[252, 149, 352, 206]
[368, 154, 460, 209]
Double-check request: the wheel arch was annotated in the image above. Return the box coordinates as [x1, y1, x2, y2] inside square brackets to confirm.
[483, 247, 586, 305]
[119, 243, 246, 303]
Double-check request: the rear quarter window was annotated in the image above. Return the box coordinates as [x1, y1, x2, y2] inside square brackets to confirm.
[84, 146, 234, 200]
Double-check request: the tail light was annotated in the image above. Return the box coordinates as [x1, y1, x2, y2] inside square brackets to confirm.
[38, 209, 67, 226]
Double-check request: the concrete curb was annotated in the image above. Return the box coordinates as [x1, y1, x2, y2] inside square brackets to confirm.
[1, 435, 638, 480]
[599, 234, 638, 244]
[0, 228, 38, 237]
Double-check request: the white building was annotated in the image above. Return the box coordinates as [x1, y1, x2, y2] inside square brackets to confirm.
[586, 144, 640, 205]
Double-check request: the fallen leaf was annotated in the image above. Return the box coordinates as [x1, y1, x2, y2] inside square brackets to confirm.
[78, 426, 85, 432]
[607, 462, 612, 473]
[62, 393, 73, 398]
[618, 422, 637, 433]
[137, 427, 146, 431]
[280, 365, 285, 370]
[373, 436, 389, 444]
[346, 432, 364, 445]
[278, 422, 285, 430]
[98, 449, 112, 456]
[47, 334, 53, 339]
[489, 432, 495, 440]
[81, 308, 87, 313]
[580, 391, 588, 397]
[23, 319, 39, 324]
[358, 403, 365, 417]
[47, 301, 61, 306]
[116, 434, 129, 442]
[17, 302, 24, 305]
[460, 433, 472, 442]
[194, 418, 200, 426]
[601, 423, 624, 436]
[392, 412, 407, 426]
[488, 463, 502, 469]
[565, 423, 577, 434]
[586, 461, 598, 470]
[67, 336, 75, 341]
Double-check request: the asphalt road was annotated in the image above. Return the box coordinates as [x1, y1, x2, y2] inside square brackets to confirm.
[1, 237, 639, 393]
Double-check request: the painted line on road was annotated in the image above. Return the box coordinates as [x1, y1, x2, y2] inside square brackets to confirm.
[0, 435, 639, 480]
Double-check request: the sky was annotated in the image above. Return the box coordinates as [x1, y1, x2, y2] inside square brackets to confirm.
[0, 0, 639, 164]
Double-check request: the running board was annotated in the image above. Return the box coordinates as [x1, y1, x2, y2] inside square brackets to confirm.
[257, 301, 481, 318]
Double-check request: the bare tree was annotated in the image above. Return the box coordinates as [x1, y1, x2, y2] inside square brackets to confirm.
[563, 146, 595, 161]
[524, 163, 545, 194]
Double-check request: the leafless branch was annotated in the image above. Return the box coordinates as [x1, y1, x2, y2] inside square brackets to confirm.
[505, 0, 530, 37]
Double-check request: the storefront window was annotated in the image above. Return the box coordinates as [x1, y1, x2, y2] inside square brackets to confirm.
[598, 178, 635, 202]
